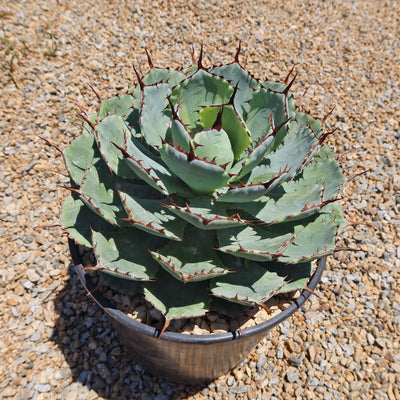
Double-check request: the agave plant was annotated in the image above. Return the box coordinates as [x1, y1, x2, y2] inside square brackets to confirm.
[59, 46, 347, 331]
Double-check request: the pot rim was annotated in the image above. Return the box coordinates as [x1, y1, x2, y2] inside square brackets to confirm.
[69, 238, 326, 344]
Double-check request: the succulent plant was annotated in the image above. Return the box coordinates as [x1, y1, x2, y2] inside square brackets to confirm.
[59, 46, 348, 331]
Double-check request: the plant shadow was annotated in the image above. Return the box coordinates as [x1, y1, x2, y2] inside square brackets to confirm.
[50, 263, 207, 399]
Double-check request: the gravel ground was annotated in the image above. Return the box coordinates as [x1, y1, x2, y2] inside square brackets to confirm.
[1, 0, 399, 399]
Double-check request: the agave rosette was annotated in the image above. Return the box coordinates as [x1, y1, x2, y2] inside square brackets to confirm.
[60, 48, 346, 322]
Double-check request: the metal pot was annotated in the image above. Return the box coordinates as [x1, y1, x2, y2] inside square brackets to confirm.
[69, 239, 326, 384]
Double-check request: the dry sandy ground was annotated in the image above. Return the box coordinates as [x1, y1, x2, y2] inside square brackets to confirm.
[0, 1, 399, 399]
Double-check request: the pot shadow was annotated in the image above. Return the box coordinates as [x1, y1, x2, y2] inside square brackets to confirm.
[50, 263, 207, 399]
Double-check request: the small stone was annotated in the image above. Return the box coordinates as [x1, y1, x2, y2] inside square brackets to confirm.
[367, 333, 375, 345]
[34, 384, 51, 393]
[154, 395, 168, 400]
[268, 377, 279, 387]
[227, 376, 235, 386]
[2, 387, 17, 397]
[6, 295, 20, 306]
[390, 363, 400, 373]
[30, 332, 41, 342]
[228, 385, 251, 394]
[310, 377, 319, 386]
[26, 269, 41, 283]
[288, 357, 302, 367]
[256, 356, 268, 371]
[286, 371, 299, 383]
[97, 363, 111, 380]
[210, 318, 229, 333]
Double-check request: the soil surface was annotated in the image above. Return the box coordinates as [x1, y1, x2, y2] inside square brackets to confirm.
[1, 1, 399, 399]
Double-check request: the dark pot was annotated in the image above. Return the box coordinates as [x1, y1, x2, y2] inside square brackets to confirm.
[69, 239, 326, 384]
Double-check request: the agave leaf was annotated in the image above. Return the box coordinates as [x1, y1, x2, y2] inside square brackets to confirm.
[210, 258, 287, 306]
[245, 87, 289, 145]
[143, 68, 187, 87]
[271, 261, 313, 294]
[209, 296, 250, 318]
[231, 129, 275, 180]
[60, 194, 113, 247]
[82, 113, 98, 135]
[215, 168, 291, 203]
[218, 200, 344, 263]
[309, 145, 345, 199]
[210, 63, 259, 117]
[295, 110, 322, 136]
[193, 128, 234, 166]
[96, 93, 141, 136]
[261, 81, 286, 91]
[140, 83, 172, 147]
[94, 114, 138, 178]
[98, 94, 135, 120]
[117, 136, 191, 197]
[166, 197, 247, 230]
[243, 125, 319, 186]
[239, 183, 323, 225]
[142, 268, 211, 319]
[150, 225, 230, 282]
[217, 224, 294, 262]
[91, 228, 161, 280]
[237, 152, 344, 225]
[79, 165, 127, 226]
[167, 118, 193, 153]
[64, 131, 102, 185]
[128, 68, 186, 93]
[118, 190, 185, 241]
[281, 202, 345, 263]
[198, 105, 251, 160]
[210, 255, 313, 307]
[171, 69, 234, 130]
[159, 142, 230, 195]
[98, 271, 142, 296]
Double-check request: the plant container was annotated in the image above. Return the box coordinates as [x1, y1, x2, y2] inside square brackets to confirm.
[69, 239, 326, 384]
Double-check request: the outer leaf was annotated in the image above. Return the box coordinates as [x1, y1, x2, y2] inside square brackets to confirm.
[64, 132, 102, 185]
[98, 94, 135, 120]
[94, 114, 137, 178]
[245, 87, 288, 144]
[150, 225, 230, 282]
[118, 136, 191, 196]
[217, 224, 294, 262]
[210, 257, 287, 306]
[60, 194, 112, 247]
[79, 166, 126, 226]
[281, 203, 344, 263]
[119, 191, 185, 241]
[140, 83, 172, 147]
[244, 125, 319, 185]
[295, 110, 322, 136]
[237, 147, 345, 225]
[239, 183, 323, 225]
[142, 68, 186, 87]
[142, 268, 211, 319]
[166, 198, 247, 230]
[82, 113, 98, 135]
[91, 228, 161, 280]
